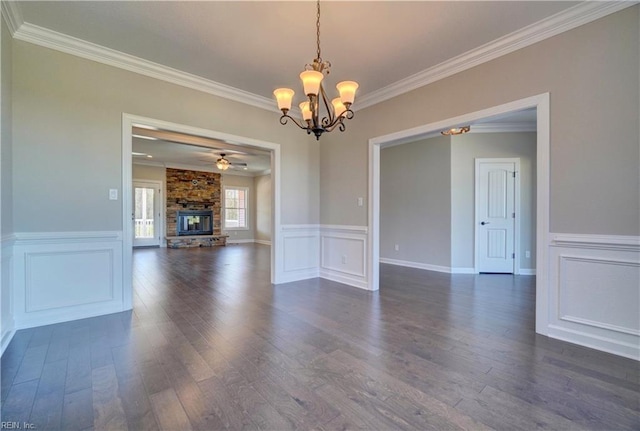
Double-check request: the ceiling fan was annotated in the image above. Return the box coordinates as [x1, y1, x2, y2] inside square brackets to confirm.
[215, 153, 247, 171]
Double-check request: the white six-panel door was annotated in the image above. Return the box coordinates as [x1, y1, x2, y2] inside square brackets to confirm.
[475, 159, 519, 273]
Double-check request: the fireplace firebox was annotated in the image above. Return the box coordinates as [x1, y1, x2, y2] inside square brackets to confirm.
[177, 210, 213, 236]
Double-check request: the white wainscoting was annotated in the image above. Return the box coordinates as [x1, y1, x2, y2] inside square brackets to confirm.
[1, 234, 16, 355]
[548, 233, 640, 360]
[12, 231, 125, 329]
[278, 225, 369, 289]
[279, 225, 320, 283]
[320, 225, 368, 290]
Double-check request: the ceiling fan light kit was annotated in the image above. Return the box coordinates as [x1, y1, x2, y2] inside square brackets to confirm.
[273, 0, 358, 140]
[216, 154, 231, 171]
[441, 126, 471, 136]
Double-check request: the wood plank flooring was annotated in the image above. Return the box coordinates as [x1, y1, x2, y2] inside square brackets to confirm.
[2, 244, 639, 430]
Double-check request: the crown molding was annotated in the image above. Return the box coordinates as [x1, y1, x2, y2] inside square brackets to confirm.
[469, 122, 537, 134]
[1, 1, 23, 35]
[5, 1, 637, 112]
[357, 1, 638, 110]
[12, 22, 277, 113]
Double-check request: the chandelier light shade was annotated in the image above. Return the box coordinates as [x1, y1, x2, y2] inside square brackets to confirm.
[274, 0, 358, 140]
[216, 154, 230, 171]
[441, 126, 471, 136]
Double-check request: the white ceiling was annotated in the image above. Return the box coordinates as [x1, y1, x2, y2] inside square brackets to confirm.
[16, 1, 582, 104]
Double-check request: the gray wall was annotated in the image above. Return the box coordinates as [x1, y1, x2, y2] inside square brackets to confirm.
[1, 14, 14, 345]
[12, 40, 320, 233]
[451, 132, 537, 270]
[254, 174, 272, 242]
[320, 7, 639, 237]
[380, 135, 451, 267]
[1, 18, 12, 237]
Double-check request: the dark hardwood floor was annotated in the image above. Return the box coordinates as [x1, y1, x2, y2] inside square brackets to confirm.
[2, 244, 639, 430]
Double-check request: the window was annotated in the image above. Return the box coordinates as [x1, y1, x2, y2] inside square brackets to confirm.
[224, 186, 249, 229]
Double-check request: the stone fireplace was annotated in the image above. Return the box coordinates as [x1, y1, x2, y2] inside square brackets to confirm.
[165, 168, 227, 248]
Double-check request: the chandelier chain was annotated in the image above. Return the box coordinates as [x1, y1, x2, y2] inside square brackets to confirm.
[316, 0, 321, 61]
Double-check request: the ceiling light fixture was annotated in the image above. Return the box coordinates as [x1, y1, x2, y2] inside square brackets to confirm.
[273, 0, 358, 140]
[216, 154, 230, 171]
[441, 126, 471, 136]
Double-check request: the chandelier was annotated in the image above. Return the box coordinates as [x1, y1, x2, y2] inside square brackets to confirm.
[273, 0, 358, 140]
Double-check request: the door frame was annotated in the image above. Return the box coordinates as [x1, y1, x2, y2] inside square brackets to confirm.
[122, 114, 282, 310]
[132, 179, 164, 248]
[474, 158, 521, 274]
[368, 93, 550, 335]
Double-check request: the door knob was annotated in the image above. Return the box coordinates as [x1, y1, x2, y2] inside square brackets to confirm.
[480, 221, 490, 225]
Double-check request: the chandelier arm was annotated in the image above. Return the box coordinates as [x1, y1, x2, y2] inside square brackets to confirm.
[323, 107, 355, 130]
[318, 84, 334, 127]
[279, 113, 310, 131]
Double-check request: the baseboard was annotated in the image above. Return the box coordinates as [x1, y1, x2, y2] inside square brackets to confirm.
[254, 239, 271, 246]
[226, 239, 255, 244]
[320, 270, 370, 290]
[548, 324, 639, 361]
[380, 257, 460, 274]
[277, 269, 320, 284]
[15, 303, 127, 330]
[451, 267, 476, 274]
[519, 268, 537, 275]
[1, 327, 16, 356]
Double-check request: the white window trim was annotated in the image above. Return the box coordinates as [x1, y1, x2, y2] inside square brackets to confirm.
[223, 186, 250, 231]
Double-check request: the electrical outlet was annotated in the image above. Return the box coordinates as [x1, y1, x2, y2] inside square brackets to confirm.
[357, 197, 364, 207]
[394, 244, 399, 251]
[525, 250, 531, 258]
[341, 255, 347, 264]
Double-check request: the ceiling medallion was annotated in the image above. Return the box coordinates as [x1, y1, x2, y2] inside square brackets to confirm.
[273, 0, 358, 140]
[441, 126, 471, 136]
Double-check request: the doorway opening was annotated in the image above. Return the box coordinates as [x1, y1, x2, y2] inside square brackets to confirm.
[369, 93, 550, 336]
[121, 114, 282, 310]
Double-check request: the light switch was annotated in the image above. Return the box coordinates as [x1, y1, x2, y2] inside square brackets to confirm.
[109, 189, 118, 200]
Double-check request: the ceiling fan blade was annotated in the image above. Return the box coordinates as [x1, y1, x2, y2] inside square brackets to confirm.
[229, 162, 248, 167]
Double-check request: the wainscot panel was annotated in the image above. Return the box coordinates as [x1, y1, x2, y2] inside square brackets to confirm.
[279, 225, 320, 283]
[1, 234, 16, 355]
[12, 231, 125, 329]
[548, 234, 640, 360]
[320, 225, 368, 290]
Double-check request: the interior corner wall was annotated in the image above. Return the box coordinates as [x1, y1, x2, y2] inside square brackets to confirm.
[1, 14, 15, 352]
[380, 135, 451, 268]
[254, 174, 272, 243]
[451, 132, 537, 271]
